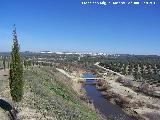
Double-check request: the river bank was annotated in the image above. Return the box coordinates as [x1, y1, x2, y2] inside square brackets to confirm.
[56, 68, 107, 119]
[57, 61, 160, 120]
[83, 73, 137, 120]
[95, 63, 160, 120]
[56, 66, 137, 119]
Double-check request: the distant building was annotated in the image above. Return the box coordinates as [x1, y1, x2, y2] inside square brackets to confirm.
[41, 51, 52, 53]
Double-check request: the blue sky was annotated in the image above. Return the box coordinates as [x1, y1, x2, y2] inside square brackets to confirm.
[0, 0, 160, 55]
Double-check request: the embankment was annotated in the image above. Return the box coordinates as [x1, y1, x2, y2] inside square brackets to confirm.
[0, 67, 104, 120]
[20, 66, 104, 120]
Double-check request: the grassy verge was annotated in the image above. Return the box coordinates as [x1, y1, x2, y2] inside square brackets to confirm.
[21, 66, 103, 120]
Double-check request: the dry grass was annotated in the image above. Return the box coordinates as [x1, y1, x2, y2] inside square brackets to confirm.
[0, 67, 104, 120]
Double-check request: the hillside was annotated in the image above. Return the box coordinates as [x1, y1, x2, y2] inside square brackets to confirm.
[0, 67, 103, 120]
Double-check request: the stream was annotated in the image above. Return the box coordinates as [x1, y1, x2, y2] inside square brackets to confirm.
[83, 73, 136, 120]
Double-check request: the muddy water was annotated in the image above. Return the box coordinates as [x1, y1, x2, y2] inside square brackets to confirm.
[83, 73, 136, 120]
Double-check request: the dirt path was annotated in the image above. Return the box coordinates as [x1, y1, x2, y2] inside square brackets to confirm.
[0, 69, 9, 81]
[0, 109, 9, 120]
[56, 68, 83, 96]
[95, 62, 125, 77]
[56, 68, 72, 78]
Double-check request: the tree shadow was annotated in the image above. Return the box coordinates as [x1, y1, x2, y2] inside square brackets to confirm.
[0, 99, 17, 120]
[0, 99, 12, 111]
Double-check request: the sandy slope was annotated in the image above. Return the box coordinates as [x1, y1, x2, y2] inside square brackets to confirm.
[56, 68, 83, 96]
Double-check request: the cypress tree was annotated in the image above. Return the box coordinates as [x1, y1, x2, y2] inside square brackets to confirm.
[3, 56, 6, 70]
[8, 61, 10, 69]
[9, 25, 24, 103]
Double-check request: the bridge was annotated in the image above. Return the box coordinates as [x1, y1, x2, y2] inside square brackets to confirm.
[56, 68, 104, 81]
[73, 77, 104, 80]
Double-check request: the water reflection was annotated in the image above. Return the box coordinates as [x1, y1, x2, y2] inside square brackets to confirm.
[83, 73, 136, 120]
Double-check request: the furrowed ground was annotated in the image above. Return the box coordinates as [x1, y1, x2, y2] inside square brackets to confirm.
[0, 66, 103, 120]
